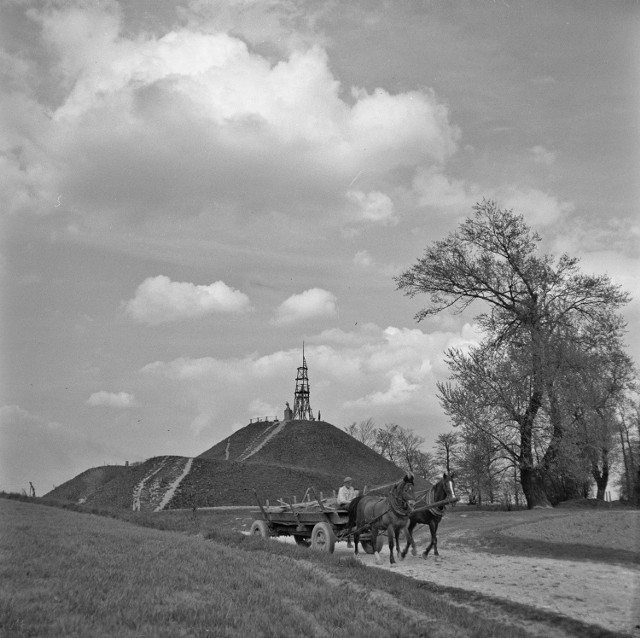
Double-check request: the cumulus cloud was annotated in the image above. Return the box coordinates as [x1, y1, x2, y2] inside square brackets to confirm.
[345, 373, 420, 407]
[497, 187, 575, 226]
[412, 168, 475, 212]
[346, 190, 398, 226]
[412, 167, 574, 226]
[140, 322, 482, 442]
[86, 391, 137, 408]
[5, 4, 459, 221]
[124, 275, 251, 325]
[271, 288, 337, 326]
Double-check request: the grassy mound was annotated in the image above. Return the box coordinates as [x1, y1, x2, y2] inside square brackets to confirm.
[46, 419, 417, 510]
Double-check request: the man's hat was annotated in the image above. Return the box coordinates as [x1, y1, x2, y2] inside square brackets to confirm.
[344, 477, 352, 483]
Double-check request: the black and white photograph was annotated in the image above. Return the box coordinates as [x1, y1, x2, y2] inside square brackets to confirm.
[2, 1, 639, 636]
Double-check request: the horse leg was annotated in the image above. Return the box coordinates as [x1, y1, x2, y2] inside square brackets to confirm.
[401, 520, 416, 558]
[423, 520, 436, 558]
[395, 526, 404, 561]
[410, 520, 418, 556]
[353, 531, 360, 557]
[432, 520, 440, 557]
[387, 525, 396, 565]
[371, 528, 383, 565]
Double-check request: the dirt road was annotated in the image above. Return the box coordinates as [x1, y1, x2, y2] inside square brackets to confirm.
[334, 508, 640, 637]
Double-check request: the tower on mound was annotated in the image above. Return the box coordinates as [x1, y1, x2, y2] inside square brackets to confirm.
[292, 344, 314, 421]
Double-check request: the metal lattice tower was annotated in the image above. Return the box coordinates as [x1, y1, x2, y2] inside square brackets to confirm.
[292, 345, 314, 421]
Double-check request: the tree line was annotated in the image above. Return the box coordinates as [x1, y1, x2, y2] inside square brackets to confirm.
[349, 201, 640, 508]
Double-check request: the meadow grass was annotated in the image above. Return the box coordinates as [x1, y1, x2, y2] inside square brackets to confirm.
[1, 499, 462, 638]
[1, 498, 626, 638]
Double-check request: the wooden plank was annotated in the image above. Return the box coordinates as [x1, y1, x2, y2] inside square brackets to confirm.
[411, 496, 460, 514]
[253, 489, 272, 524]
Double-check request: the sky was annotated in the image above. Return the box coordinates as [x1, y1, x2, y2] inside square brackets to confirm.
[1, 0, 639, 494]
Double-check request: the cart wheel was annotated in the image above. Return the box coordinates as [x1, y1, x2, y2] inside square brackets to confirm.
[250, 520, 271, 538]
[294, 536, 311, 548]
[311, 522, 335, 553]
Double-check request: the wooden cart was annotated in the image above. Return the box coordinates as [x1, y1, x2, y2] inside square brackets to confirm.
[250, 489, 384, 554]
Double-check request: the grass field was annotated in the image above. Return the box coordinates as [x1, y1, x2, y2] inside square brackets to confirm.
[1, 497, 636, 638]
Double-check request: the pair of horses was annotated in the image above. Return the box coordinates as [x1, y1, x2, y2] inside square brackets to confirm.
[346, 472, 456, 564]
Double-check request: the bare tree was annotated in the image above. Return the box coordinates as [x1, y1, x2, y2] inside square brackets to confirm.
[374, 423, 401, 465]
[412, 449, 438, 482]
[395, 426, 426, 474]
[344, 417, 377, 447]
[433, 431, 460, 474]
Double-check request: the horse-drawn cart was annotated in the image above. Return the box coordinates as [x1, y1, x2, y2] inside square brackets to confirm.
[251, 474, 459, 563]
[250, 489, 384, 554]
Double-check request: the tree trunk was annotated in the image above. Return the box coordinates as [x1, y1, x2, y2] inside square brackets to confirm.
[520, 465, 553, 508]
[542, 381, 564, 471]
[618, 428, 631, 500]
[519, 387, 552, 508]
[592, 447, 609, 501]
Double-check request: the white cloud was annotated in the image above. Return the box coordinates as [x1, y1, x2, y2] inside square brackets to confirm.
[412, 167, 574, 226]
[497, 187, 575, 226]
[6, 5, 459, 221]
[345, 373, 420, 408]
[412, 167, 475, 212]
[348, 87, 459, 167]
[271, 288, 337, 325]
[86, 391, 137, 408]
[346, 190, 398, 226]
[139, 323, 483, 444]
[124, 275, 251, 325]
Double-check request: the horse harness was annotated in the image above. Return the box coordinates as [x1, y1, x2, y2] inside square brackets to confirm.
[415, 485, 447, 518]
[346, 481, 413, 537]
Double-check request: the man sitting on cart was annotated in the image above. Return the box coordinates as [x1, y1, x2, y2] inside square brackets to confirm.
[337, 477, 357, 509]
[337, 477, 358, 547]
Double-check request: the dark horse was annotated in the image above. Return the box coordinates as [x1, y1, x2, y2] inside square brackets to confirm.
[347, 473, 415, 564]
[401, 472, 456, 559]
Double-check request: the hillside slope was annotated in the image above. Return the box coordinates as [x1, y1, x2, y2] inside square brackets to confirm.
[199, 419, 406, 488]
[46, 420, 418, 510]
[45, 455, 398, 511]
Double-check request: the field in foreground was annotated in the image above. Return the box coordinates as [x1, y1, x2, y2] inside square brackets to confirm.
[1, 498, 639, 637]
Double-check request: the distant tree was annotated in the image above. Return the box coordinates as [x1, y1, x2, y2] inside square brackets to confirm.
[412, 449, 438, 482]
[345, 419, 441, 478]
[395, 426, 426, 474]
[616, 397, 640, 503]
[368, 423, 431, 476]
[433, 432, 460, 474]
[344, 417, 377, 448]
[374, 423, 401, 465]
[397, 200, 631, 508]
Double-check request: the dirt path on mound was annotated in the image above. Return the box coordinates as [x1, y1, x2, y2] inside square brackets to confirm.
[331, 509, 640, 637]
